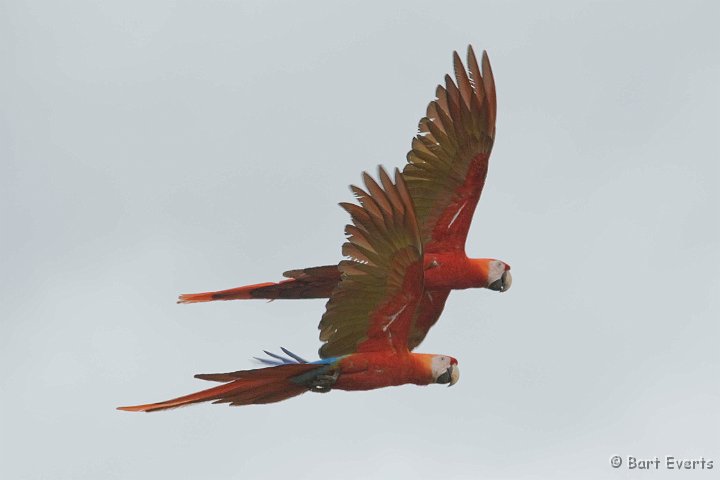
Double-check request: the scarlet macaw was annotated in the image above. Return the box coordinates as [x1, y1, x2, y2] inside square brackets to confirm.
[118, 168, 459, 411]
[178, 46, 512, 350]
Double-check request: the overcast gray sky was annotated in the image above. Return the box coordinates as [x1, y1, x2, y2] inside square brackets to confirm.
[1, 1, 718, 479]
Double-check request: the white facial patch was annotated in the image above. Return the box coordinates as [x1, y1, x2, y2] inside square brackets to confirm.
[488, 260, 506, 285]
[431, 355, 453, 381]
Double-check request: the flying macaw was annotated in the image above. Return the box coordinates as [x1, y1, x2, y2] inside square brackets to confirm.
[178, 46, 512, 350]
[118, 168, 460, 411]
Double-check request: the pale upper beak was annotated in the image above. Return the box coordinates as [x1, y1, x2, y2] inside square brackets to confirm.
[488, 270, 512, 292]
[449, 365, 460, 387]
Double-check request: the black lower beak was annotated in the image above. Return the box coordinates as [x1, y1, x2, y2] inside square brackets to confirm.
[488, 271, 512, 292]
[488, 279, 503, 291]
[436, 368, 453, 384]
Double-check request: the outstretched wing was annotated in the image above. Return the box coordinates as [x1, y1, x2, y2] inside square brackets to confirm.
[403, 46, 497, 253]
[318, 167, 424, 358]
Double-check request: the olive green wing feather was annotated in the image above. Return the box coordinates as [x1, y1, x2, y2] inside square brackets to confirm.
[318, 167, 424, 358]
[403, 46, 497, 252]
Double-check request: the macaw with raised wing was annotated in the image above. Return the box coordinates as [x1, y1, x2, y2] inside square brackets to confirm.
[119, 168, 459, 411]
[178, 46, 512, 350]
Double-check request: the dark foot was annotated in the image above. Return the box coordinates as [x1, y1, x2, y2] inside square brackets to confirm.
[309, 372, 339, 393]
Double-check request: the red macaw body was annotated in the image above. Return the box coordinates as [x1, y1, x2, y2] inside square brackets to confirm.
[118, 351, 457, 412]
[177, 47, 512, 351]
[119, 168, 460, 412]
[179, 253, 508, 301]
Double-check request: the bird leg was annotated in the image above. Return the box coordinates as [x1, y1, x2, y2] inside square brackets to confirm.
[308, 371, 339, 393]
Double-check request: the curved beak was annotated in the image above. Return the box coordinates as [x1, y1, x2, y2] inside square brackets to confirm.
[436, 364, 460, 386]
[502, 270, 512, 291]
[488, 270, 512, 292]
[447, 365, 460, 387]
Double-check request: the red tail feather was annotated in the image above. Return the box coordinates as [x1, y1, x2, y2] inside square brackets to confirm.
[118, 363, 321, 412]
[177, 282, 278, 303]
[177, 265, 341, 303]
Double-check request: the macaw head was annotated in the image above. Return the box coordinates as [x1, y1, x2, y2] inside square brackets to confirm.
[486, 259, 512, 292]
[431, 355, 460, 387]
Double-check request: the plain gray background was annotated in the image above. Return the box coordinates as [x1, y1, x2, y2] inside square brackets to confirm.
[2, 1, 718, 479]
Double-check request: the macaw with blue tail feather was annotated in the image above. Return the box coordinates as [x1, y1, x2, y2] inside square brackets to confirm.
[118, 167, 459, 412]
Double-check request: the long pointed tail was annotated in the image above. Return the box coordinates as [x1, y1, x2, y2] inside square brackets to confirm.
[177, 265, 340, 303]
[117, 362, 331, 412]
[177, 281, 284, 303]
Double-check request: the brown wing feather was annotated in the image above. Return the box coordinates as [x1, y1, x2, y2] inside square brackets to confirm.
[317, 167, 424, 358]
[403, 46, 497, 252]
